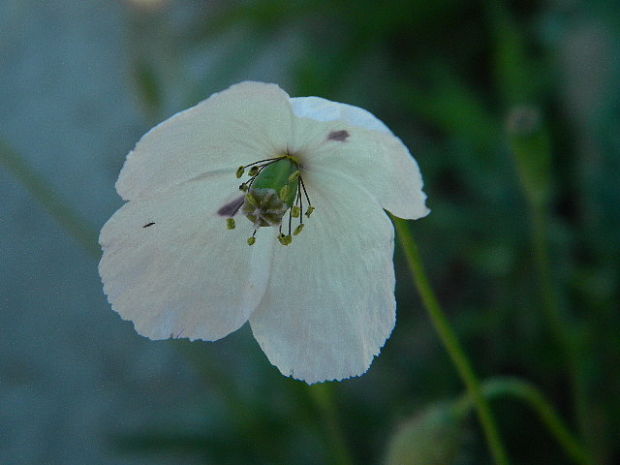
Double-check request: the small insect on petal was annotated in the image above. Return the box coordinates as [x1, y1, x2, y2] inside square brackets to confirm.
[327, 130, 350, 142]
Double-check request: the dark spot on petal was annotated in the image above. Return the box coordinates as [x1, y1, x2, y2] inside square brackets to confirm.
[143, 222, 155, 228]
[217, 195, 245, 217]
[327, 130, 349, 142]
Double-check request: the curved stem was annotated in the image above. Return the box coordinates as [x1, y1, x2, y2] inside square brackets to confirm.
[393, 217, 510, 465]
[506, 101, 591, 452]
[456, 377, 595, 465]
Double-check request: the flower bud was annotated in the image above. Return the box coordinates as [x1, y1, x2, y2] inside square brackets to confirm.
[384, 403, 464, 465]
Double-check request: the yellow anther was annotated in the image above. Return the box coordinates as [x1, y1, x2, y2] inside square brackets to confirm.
[226, 218, 236, 230]
[293, 224, 304, 236]
[239, 183, 249, 192]
[288, 170, 301, 182]
[291, 206, 301, 218]
[282, 153, 301, 164]
[279, 185, 289, 201]
[249, 166, 260, 176]
[247, 236, 256, 246]
[278, 233, 292, 245]
[236, 166, 244, 178]
[245, 193, 257, 207]
[305, 206, 315, 217]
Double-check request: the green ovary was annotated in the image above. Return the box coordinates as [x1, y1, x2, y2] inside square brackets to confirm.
[242, 157, 299, 227]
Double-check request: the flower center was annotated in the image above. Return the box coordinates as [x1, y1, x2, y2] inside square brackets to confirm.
[243, 157, 299, 228]
[223, 155, 314, 246]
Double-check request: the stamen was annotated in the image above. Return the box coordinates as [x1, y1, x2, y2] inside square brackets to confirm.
[248, 157, 281, 167]
[297, 179, 304, 227]
[279, 185, 289, 201]
[226, 218, 236, 230]
[243, 174, 258, 192]
[287, 201, 293, 237]
[278, 233, 292, 245]
[299, 176, 313, 215]
[245, 192, 258, 207]
[233, 155, 315, 245]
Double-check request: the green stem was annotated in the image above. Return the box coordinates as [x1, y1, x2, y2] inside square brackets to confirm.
[393, 217, 510, 465]
[0, 139, 100, 258]
[307, 383, 355, 465]
[529, 204, 563, 342]
[507, 103, 592, 457]
[528, 200, 591, 452]
[457, 377, 595, 465]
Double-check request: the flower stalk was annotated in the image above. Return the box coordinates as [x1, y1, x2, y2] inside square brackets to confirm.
[393, 217, 511, 465]
[507, 106, 591, 451]
[307, 384, 355, 465]
[469, 377, 595, 465]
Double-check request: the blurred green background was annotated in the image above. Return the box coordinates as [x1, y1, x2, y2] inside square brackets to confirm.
[1, 0, 619, 464]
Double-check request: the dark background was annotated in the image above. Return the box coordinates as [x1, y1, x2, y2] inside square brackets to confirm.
[1, 0, 618, 464]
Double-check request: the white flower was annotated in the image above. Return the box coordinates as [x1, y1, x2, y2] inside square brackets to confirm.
[99, 82, 429, 384]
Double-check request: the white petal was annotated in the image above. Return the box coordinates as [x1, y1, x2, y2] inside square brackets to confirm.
[249, 170, 396, 384]
[99, 173, 274, 341]
[117, 81, 293, 201]
[291, 96, 391, 133]
[289, 97, 430, 220]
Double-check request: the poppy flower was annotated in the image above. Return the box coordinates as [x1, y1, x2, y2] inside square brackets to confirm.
[99, 82, 429, 383]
